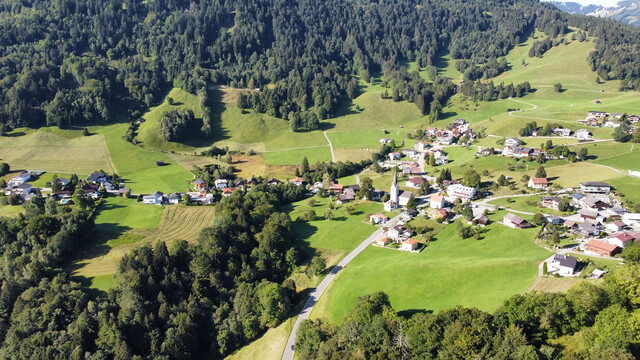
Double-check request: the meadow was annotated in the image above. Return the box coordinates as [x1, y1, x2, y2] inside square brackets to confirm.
[488, 194, 564, 215]
[310, 210, 551, 325]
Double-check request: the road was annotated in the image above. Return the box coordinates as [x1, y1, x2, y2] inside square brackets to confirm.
[281, 213, 403, 360]
[324, 132, 336, 163]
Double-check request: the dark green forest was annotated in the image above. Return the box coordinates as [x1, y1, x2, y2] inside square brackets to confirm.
[1, 0, 640, 132]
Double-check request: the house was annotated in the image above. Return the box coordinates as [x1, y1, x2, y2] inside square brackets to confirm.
[13, 182, 32, 195]
[388, 225, 407, 240]
[212, 179, 229, 190]
[571, 193, 584, 204]
[579, 209, 599, 221]
[82, 183, 100, 197]
[402, 149, 419, 159]
[579, 221, 601, 237]
[430, 208, 449, 220]
[118, 188, 131, 198]
[388, 152, 401, 161]
[384, 200, 398, 211]
[437, 132, 454, 145]
[370, 189, 385, 201]
[502, 145, 519, 157]
[447, 184, 476, 200]
[628, 114, 640, 123]
[503, 213, 531, 229]
[267, 178, 282, 186]
[586, 118, 600, 127]
[605, 232, 634, 248]
[553, 128, 572, 137]
[604, 120, 621, 128]
[590, 269, 607, 279]
[429, 194, 445, 209]
[588, 110, 607, 118]
[576, 129, 592, 140]
[380, 138, 392, 144]
[581, 196, 609, 209]
[528, 178, 549, 190]
[247, 177, 259, 186]
[546, 215, 564, 225]
[549, 254, 579, 276]
[414, 141, 428, 152]
[370, 213, 389, 225]
[8, 172, 31, 187]
[406, 177, 426, 189]
[289, 177, 304, 186]
[402, 167, 423, 176]
[222, 188, 235, 197]
[51, 177, 70, 187]
[168, 193, 180, 204]
[505, 138, 521, 147]
[584, 239, 619, 257]
[401, 239, 420, 252]
[622, 213, 640, 227]
[542, 196, 562, 210]
[518, 147, 534, 157]
[611, 112, 624, 120]
[337, 190, 356, 205]
[436, 156, 449, 165]
[143, 191, 164, 205]
[376, 237, 390, 246]
[474, 215, 490, 226]
[87, 172, 107, 183]
[398, 191, 414, 207]
[580, 182, 611, 194]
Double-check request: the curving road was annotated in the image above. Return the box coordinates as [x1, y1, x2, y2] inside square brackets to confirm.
[281, 214, 403, 360]
[324, 132, 336, 163]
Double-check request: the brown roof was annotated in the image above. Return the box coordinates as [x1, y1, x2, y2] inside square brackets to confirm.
[504, 213, 527, 224]
[586, 239, 618, 252]
[531, 178, 548, 184]
[403, 239, 419, 245]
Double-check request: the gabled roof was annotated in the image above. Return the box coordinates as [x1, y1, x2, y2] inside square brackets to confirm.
[504, 213, 527, 224]
[586, 239, 618, 252]
[87, 172, 106, 182]
[553, 254, 578, 269]
[530, 178, 548, 185]
[581, 181, 611, 187]
[403, 238, 419, 245]
[430, 194, 444, 202]
[194, 178, 207, 185]
[610, 232, 634, 243]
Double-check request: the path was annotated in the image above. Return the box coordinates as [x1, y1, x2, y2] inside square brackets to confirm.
[262, 145, 330, 153]
[324, 131, 336, 163]
[281, 214, 403, 360]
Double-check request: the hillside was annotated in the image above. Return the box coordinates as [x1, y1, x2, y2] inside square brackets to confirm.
[551, 1, 640, 27]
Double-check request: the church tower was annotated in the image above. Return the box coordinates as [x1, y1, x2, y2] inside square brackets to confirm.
[390, 170, 399, 204]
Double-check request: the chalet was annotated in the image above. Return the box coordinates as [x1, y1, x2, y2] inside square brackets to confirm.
[82, 184, 100, 198]
[502, 145, 519, 157]
[622, 213, 640, 227]
[214, 179, 229, 190]
[581, 196, 609, 209]
[549, 254, 579, 276]
[414, 141, 428, 152]
[289, 177, 304, 186]
[553, 128, 572, 137]
[406, 177, 427, 189]
[605, 232, 634, 248]
[576, 129, 592, 140]
[143, 191, 164, 205]
[580, 181, 611, 194]
[267, 178, 282, 186]
[588, 110, 607, 118]
[380, 138, 392, 144]
[51, 177, 70, 187]
[401, 239, 420, 252]
[474, 215, 490, 226]
[584, 239, 619, 257]
[398, 191, 414, 207]
[503, 213, 531, 229]
[8, 172, 31, 187]
[247, 177, 259, 186]
[604, 220, 627, 232]
[579, 209, 599, 220]
[388, 152, 402, 161]
[403, 209, 419, 219]
[579, 221, 601, 237]
[221, 188, 233, 197]
[331, 183, 344, 192]
[402, 167, 422, 176]
[118, 188, 131, 198]
[87, 172, 107, 183]
[518, 147, 534, 157]
[402, 149, 419, 159]
[431, 208, 449, 220]
[168, 193, 180, 205]
[586, 118, 600, 127]
[376, 237, 390, 246]
[528, 178, 549, 190]
[447, 184, 476, 200]
[628, 114, 640, 123]
[541, 196, 562, 210]
[436, 132, 454, 145]
[505, 138, 521, 147]
[388, 225, 407, 240]
[564, 220, 578, 230]
[604, 120, 620, 128]
[384, 200, 398, 211]
[235, 180, 246, 190]
[546, 215, 564, 225]
[347, 184, 361, 192]
[429, 194, 445, 209]
[370, 213, 389, 225]
[336, 190, 356, 205]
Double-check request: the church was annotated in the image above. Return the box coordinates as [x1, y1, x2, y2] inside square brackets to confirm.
[384, 171, 414, 211]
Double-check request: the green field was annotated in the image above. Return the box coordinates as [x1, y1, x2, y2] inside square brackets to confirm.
[0, 205, 24, 217]
[488, 194, 564, 215]
[225, 317, 295, 360]
[310, 210, 551, 324]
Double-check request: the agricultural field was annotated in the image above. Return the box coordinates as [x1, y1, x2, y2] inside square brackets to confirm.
[0, 205, 24, 217]
[310, 210, 551, 325]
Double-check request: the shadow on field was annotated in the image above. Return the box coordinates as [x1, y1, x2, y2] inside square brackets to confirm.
[397, 308, 433, 318]
[292, 221, 320, 262]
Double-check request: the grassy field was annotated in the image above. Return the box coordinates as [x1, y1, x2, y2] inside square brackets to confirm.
[0, 205, 24, 217]
[0, 127, 115, 174]
[488, 194, 564, 215]
[29, 172, 76, 187]
[225, 317, 295, 360]
[310, 210, 551, 325]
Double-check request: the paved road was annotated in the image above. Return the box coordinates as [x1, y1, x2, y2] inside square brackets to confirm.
[324, 132, 336, 163]
[281, 214, 403, 360]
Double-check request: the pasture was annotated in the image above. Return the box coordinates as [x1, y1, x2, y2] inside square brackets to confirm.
[310, 210, 550, 325]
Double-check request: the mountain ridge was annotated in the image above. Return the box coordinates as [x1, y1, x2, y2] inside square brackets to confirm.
[551, 1, 640, 27]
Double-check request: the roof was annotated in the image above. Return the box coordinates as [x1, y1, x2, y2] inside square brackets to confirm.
[403, 239, 419, 245]
[16, 183, 32, 189]
[611, 220, 626, 227]
[430, 194, 444, 202]
[399, 191, 414, 199]
[581, 181, 611, 188]
[504, 213, 527, 224]
[610, 232, 634, 243]
[378, 237, 390, 244]
[408, 177, 426, 185]
[267, 178, 281, 184]
[194, 178, 207, 185]
[289, 177, 304, 183]
[553, 254, 578, 269]
[572, 193, 584, 200]
[87, 172, 106, 182]
[168, 193, 180, 199]
[543, 196, 562, 203]
[586, 239, 618, 252]
[530, 178, 548, 185]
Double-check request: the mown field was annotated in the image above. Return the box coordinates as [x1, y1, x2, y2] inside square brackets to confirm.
[310, 210, 551, 325]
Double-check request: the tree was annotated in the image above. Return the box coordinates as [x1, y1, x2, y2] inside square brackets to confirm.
[497, 174, 509, 187]
[322, 172, 332, 191]
[405, 196, 416, 210]
[182, 194, 191, 205]
[0, 162, 9, 176]
[613, 122, 632, 143]
[532, 213, 546, 226]
[542, 262, 547, 275]
[463, 170, 481, 188]
[358, 177, 374, 200]
[521, 174, 530, 183]
[324, 209, 333, 221]
[558, 197, 572, 212]
[372, 162, 383, 174]
[419, 181, 431, 196]
[83, 128, 90, 136]
[166, 96, 174, 105]
[308, 198, 316, 207]
[462, 206, 473, 220]
[345, 204, 355, 215]
[622, 241, 640, 264]
[553, 83, 563, 92]
[429, 152, 436, 166]
[535, 166, 547, 178]
[579, 147, 588, 160]
[308, 256, 326, 277]
[301, 156, 310, 174]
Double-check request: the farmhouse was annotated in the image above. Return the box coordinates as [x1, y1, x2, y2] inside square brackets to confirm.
[605, 232, 634, 248]
[503, 213, 531, 229]
[289, 177, 304, 186]
[403, 167, 423, 176]
[580, 181, 611, 194]
[588, 110, 607, 118]
[406, 177, 426, 189]
[473, 215, 490, 226]
[553, 128, 572, 137]
[118, 188, 131, 198]
[7, 172, 31, 187]
[578, 209, 598, 220]
[267, 178, 282, 186]
[414, 140, 428, 152]
[528, 178, 549, 190]
[549, 254, 579, 276]
[447, 184, 476, 200]
[541, 196, 562, 210]
[584, 239, 619, 257]
[168, 193, 180, 204]
[505, 138, 521, 147]
[581, 196, 609, 209]
[429, 194, 445, 209]
[401, 239, 419, 252]
[578, 221, 601, 237]
[576, 129, 591, 140]
[143, 191, 164, 205]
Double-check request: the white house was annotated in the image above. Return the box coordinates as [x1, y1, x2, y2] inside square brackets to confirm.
[143, 191, 164, 205]
[168, 193, 180, 205]
[549, 254, 578, 276]
[436, 156, 449, 165]
[553, 128, 572, 137]
[8, 172, 31, 187]
[401, 239, 419, 252]
[398, 191, 414, 206]
[588, 111, 607, 118]
[580, 181, 611, 194]
[528, 178, 549, 190]
[414, 141, 428, 152]
[214, 179, 228, 190]
[447, 184, 476, 200]
[605, 220, 626, 233]
[622, 213, 640, 227]
[503, 213, 531, 229]
[370, 213, 389, 225]
[576, 129, 591, 140]
[429, 194, 445, 209]
[388, 152, 401, 161]
[384, 200, 398, 212]
[505, 137, 521, 147]
[605, 232, 634, 248]
[405, 177, 426, 189]
[604, 120, 621, 128]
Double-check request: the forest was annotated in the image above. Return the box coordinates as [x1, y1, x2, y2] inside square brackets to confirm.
[1, 0, 640, 132]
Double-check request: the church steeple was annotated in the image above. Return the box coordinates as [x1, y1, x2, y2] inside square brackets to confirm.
[390, 170, 399, 204]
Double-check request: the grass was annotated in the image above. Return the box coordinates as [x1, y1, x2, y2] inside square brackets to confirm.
[531, 277, 585, 293]
[89, 274, 117, 292]
[225, 316, 295, 360]
[29, 172, 76, 187]
[310, 210, 551, 325]
[488, 194, 564, 215]
[262, 146, 333, 166]
[0, 205, 24, 217]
